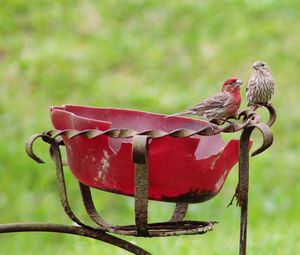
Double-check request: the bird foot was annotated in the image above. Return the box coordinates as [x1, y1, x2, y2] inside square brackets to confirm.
[223, 119, 236, 126]
[209, 119, 223, 125]
[227, 112, 239, 120]
[249, 103, 272, 111]
[210, 118, 233, 126]
[248, 104, 259, 111]
[207, 121, 218, 133]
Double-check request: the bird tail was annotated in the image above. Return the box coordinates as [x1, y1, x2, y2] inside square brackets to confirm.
[165, 110, 192, 118]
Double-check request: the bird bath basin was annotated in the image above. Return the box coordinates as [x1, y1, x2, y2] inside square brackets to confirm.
[51, 105, 241, 203]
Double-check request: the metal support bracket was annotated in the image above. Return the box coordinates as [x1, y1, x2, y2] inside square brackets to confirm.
[132, 135, 149, 236]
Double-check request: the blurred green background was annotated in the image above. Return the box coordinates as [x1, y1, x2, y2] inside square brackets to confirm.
[0, 0, 299, 254]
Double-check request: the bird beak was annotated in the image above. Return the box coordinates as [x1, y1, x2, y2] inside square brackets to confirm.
[235, 79, 243, 87]
[252, 63, 259, 70]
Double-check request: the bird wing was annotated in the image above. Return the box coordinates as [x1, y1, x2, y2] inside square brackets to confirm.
[246, 77, 256, 94]
[166, 92, 231, 118]
[190, 92, 231, 112]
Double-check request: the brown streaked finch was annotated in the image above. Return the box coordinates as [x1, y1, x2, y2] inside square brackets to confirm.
[166, 77, 243, 121]
[246, 61, 275, 107]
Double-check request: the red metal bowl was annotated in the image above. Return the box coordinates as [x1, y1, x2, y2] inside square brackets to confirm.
[51, 105, 240, 203]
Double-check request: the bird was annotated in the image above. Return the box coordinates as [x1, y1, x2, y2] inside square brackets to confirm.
[246, 61, 275, 107]
[166, 77, 243, 121]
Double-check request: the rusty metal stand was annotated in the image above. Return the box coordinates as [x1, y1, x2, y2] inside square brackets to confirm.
[0, 105, 276, 255]
[231, 105, 276, 255]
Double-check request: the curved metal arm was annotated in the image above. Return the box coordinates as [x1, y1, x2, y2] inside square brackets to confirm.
[250, 122, 274, 157]
[0, 223, 150, 255]
[265, 104, 277, 127]
[170, 203, 189, 222]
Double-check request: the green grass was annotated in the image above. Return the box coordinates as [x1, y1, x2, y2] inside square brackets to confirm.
[1, 0, 300, 254]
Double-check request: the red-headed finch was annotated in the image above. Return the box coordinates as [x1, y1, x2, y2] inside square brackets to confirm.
[167, 77, 243, 121]
[246, 61, 275, 107]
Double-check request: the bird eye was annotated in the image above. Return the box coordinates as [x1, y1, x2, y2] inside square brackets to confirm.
[261, 63, 265, 67]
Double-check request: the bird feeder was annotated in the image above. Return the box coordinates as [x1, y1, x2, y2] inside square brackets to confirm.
[0, 104, 276, 255]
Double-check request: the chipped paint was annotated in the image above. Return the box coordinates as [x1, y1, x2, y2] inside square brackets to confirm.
[210, 154, 221, 170]
[66, 144, 73, 157]
[214, 170, 228, 191]
[96, 150, 110, 183]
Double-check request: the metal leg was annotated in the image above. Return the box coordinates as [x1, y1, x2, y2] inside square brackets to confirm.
[238, 127, 252, 255]
[50, 140, 90, 228]
[170, 203, 189, 222]
[79, 182, 115, 230]
[132, 135, 149, 236]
